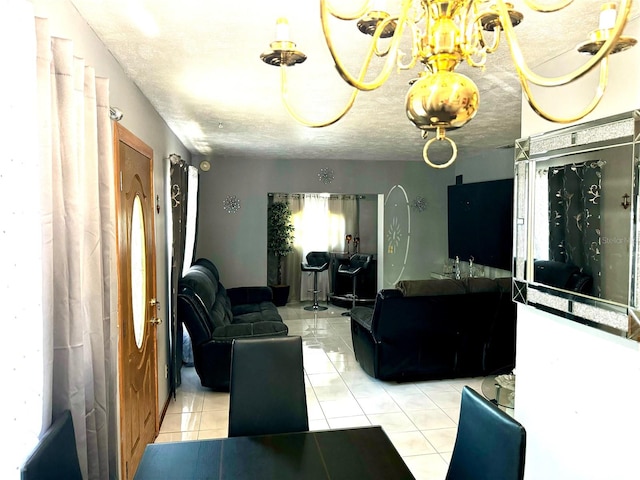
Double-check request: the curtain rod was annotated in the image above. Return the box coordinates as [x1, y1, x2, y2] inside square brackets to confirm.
[268, 193, 366, 199]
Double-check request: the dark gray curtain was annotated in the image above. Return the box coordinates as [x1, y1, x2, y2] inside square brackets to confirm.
[548, 161, 602, 296]
[170, 157, 189, 393]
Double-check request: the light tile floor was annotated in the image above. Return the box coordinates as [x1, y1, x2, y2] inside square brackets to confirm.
[158, 303, 486, 480]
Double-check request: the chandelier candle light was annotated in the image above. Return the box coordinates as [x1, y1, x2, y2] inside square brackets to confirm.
[261, 0, 635, 168]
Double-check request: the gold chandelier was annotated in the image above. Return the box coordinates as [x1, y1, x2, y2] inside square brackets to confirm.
[261, 0, 636, 168]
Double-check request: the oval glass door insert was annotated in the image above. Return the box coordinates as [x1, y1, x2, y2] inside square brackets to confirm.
[131, 194, 147, 349]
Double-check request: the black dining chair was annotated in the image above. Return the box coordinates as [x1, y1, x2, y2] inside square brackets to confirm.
[446, 386, 526, 480]
[20, 410, 83, 480]
[301, 251, 331, 311]
[228, 336, 309, 437]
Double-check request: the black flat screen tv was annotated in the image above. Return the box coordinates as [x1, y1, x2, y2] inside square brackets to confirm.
[447, 178, 514, 271]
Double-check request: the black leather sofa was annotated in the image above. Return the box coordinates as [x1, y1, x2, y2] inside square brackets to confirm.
[178, 259, 288, 390]
[349, 277, 516, 382]
[533, 259, 593, 294]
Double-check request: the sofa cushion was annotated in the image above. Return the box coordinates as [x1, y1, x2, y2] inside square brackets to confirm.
[396, 279, 466, 297]
[233, 302, 281, 323]
[180, 268, 218, 308]
[227, 286, 274, 306]
[194, 258, 221, 282]
[179, 268, 222, 332]
[210, 294, 232, 328]
[214, 284, 234, 325]
[212, 321, 288, 341]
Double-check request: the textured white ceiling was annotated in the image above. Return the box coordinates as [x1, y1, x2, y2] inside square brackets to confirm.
[70, 0, 639, 164]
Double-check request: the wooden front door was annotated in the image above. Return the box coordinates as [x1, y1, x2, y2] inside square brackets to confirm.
[115, 124, 159, 480]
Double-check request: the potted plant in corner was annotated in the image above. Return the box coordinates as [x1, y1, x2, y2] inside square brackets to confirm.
[267, 201, 295, 306]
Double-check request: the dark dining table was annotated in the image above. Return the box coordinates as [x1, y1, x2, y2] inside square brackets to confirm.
[134, 425, 415, 479]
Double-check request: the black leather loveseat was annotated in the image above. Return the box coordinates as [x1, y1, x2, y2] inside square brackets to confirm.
[349, 277, 516, 382]
[178, 258, 288, 390]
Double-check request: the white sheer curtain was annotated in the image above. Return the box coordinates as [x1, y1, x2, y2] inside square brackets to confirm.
[3, 4, 118, 478]
[294, 194, 331, 302]
[182, 165, 199, 272]
[279, 194, 359, 303]
[277, 193, 303, 302]
[328, 195, 358, 251]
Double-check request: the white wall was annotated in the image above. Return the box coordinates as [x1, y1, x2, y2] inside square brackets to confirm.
[516, 16, 640, 480]
[516, 306, 640, 480]
[34, 0, 191, 411]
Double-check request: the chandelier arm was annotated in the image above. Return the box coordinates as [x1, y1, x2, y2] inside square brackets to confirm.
[498, 0, 632, 88]
[465, 50, 488, 68]
[523, 0, 574, 13]
[321, 0, 413, 91]
[481, 25, 501, 54]
[323, 0, 370, 22]
[373, 17, 400, 57]
[519, 57, 609, 123]
[279, 65, 360, 127]
[397, 23, 421, 70]
[463, 25, 497, 67]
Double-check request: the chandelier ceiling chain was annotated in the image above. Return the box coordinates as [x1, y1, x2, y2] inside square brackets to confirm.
[261, 0, 636, 168]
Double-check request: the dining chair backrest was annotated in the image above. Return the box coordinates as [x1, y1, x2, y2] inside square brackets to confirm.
[446, 386, 526, 480]
[228, 336, 309, 437]
[20, 410, 83, 480]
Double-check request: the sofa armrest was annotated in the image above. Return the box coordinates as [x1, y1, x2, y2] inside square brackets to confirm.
[351, 306, 374, 332]
[350, 289, 402, 335]
[379, 288, 403, 300]
[226, 286, 274, 306]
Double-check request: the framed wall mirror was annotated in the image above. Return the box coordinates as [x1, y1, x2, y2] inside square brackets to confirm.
[513, 110, 640, 341]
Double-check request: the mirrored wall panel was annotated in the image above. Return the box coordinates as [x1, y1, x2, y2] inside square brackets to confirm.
[513, 110, 640, 340]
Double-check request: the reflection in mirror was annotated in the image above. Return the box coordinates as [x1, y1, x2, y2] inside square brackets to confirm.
[513, 110, 638, 340]
[532, 146, 632, 304]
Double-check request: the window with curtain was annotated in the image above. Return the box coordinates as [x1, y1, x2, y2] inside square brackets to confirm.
[182, 165, 199, 273]
[273, 193, 358, 303]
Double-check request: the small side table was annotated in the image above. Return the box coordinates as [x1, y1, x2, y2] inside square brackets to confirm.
[481, 372, 516, 415]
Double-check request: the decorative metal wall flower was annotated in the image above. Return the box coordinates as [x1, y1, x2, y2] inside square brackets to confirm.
[223, 195, 241, 214]
[318, 167, 334, 184]
[412, 196, 427, 212]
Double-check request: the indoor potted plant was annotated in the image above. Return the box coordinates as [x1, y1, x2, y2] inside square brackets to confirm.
[267, 201, 295, 306]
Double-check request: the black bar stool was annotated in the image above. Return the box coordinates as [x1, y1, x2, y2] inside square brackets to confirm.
[338, 254, 372, 316]
[301, 251, 330, 311]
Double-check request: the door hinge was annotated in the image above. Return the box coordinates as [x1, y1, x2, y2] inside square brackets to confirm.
[120, 170, 123, 192]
